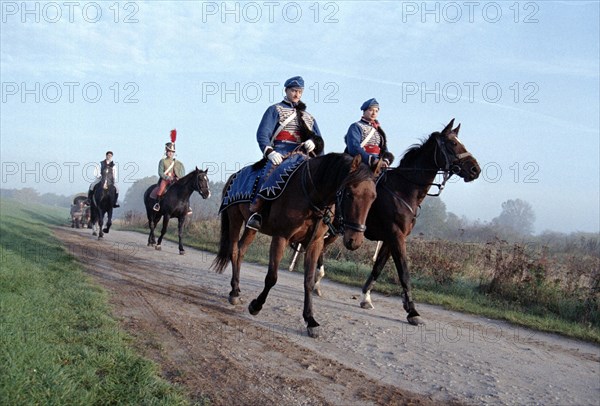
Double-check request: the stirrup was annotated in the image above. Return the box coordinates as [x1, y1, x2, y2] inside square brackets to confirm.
[246, 213, 261, 230]
[153, 203, 160, 211]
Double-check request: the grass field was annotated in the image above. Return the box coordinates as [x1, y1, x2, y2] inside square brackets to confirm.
[0, 198, 191, 405]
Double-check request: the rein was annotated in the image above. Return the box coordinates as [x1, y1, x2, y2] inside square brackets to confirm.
[378, 133, 473, 216]
[300, 159, 367, 237]
[392, 134, 472, 197]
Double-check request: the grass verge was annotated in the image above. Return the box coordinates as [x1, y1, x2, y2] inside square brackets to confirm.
[0, 199, 191, 405]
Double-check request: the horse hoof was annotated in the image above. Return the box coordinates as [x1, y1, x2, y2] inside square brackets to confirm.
[179, 250, 185, 255]
[229, 296, 243, 306]
[98, 235, 103, 240]
[360, 301, 374, 310]
[313, 286, 322, 297]
[103, 228, 109, 233]
[248, 300, 261, 316]
[307, 326, 320, 338]
[92, 231, 97, 236]
[408, 315, 425, 325]
[155, 245, 161, 251]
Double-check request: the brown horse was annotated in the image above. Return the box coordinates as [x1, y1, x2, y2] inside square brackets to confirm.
[302, 120, 481, 325]
[212, 153, 382, 337]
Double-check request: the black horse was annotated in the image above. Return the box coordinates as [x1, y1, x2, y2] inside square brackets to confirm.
[143, 167, 210, 254]
[90, 183, 117, 239]
[296, 120, 481, 325]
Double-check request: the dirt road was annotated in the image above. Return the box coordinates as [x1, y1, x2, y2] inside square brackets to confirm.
[54, 227, 599, 405]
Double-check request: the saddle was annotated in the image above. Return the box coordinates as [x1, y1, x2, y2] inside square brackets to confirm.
[219, 151, 309, 213]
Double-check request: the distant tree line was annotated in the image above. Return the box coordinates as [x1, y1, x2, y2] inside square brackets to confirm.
[2, 184, 598, 257]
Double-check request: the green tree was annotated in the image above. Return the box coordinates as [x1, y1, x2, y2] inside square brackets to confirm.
[119, 176, 158, 218]
[492, 198, 536, 237]
[413, 198, 448, 238]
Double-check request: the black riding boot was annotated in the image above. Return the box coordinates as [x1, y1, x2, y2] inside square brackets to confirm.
[87, 189, 93, 205]
[113, 192, 120, 208]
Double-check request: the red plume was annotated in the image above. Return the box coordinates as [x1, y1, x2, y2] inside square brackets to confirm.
[170, 129, 177, 143]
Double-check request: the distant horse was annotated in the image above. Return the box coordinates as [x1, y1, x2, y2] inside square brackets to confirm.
[143, 167, 210, 254]
[212, 153, 382, 337]
[70, 195, 88, 228]
[359, 119, 480, 324]
[90, 182, 117, 239]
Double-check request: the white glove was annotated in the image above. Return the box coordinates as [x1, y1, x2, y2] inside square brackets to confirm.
[267, 150, 283, 165]
[303, 139, 315, 154]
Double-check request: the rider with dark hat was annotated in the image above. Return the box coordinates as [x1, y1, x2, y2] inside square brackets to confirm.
[344, 98, 394, 168]
[88, 151, 119, 208]
[153, 130, 187, 212]
[246, 76, 324, 230]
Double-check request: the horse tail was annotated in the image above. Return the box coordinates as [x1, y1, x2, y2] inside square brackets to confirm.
[212, 211, 231, 274]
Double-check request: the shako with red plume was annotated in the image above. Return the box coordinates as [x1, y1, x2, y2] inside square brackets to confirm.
[165, 129, 177, 152]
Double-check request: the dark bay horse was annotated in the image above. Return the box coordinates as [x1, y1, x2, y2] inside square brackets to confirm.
[359, 119, 481, 324]
[90, 182, 117, 239]
[212, 153, 382, 337]
[302, 120, 481, 325]
[143, 167, 210, 254]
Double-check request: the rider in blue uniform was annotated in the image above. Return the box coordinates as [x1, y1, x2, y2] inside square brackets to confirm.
[246, 76, 324, 230]
[344, 98, 394, 168]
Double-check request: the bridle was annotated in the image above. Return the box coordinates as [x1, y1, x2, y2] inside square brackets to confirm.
[194, 171, 209, 198]
[393, 133, 473, 197]
[378, 132, 474, 217]
[301, 159, 368, 236]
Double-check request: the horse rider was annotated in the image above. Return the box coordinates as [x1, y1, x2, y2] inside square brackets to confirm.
[88, 151, 120, 207]
[153, 139, 191, 214]
[246, 75, 324, 230]
[344, 98, 394, 168]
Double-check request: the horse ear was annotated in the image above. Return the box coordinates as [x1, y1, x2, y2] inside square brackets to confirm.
[372, 159, 384, 177]
[453, 123, 461, 134]
[442, 118, 455, 135]
[195, 166, 199, 171]
[350, 155, 362, 172]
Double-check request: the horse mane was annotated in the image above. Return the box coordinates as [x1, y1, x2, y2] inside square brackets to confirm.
[176, 168, 199, 184]
[311, 153, 374, 189]
[397, 132, 439, 167]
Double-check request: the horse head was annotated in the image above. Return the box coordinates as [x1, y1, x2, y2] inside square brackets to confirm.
[193, 167, 211, 199]
[338, 155, 378, 251]
[436, 119, 481, 182]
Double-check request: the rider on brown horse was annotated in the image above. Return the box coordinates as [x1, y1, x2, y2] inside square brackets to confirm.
[344, 98, 395, 168]
[88, 151, 119, 208]
[246, 76, 324, 230]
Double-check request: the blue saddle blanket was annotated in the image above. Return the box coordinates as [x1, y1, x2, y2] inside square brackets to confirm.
[219, 152, 308, 213]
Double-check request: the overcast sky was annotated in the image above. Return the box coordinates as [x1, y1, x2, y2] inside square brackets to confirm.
[1, 0, 598, 233]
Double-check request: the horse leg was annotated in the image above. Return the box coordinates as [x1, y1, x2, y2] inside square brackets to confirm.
[97, 211, 104, 239]
[229, 226, 257, 305]
[178, 216, 185, 255]
[103, 208, 112, 233]
[303, 238, 325, 338]
[248, 236, 286, 316]
[390, 238, 424, 325]
[147, 214, 156, 246]
[156, 215, 170, 250]
[313, 250, 325, 297]
[313, 234, 337, 296]
[360, 242, 391, 309]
